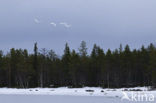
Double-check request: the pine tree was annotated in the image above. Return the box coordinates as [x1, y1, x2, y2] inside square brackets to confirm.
[148, 44, 156, 87]
[62, 43, 71, 86]
[105, 49, 112, 88]
[78, 41, 87, 57]
[32, 42, 38, 87]
[78, 41, 89, 86]
[69, 50, 80, 87]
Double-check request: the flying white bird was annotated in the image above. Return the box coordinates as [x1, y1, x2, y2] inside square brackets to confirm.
[60, 22, 71, 28]
[50, 22, 57, 27]
[34, 18, 40, 24]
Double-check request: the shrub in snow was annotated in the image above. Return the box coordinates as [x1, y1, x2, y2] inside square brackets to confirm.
[101, 90, 104, 92]
[35, 89, 38, 91]
[129, 89, 142, 91]
[123, 89, 128, 91]
[50, 90, 55, 91]
[85, 90, 94, 92]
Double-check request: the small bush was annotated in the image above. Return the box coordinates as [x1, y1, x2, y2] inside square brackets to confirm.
[85, 90, 94, 92]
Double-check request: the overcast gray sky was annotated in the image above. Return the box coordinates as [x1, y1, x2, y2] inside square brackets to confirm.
[0, 0, 156, 54]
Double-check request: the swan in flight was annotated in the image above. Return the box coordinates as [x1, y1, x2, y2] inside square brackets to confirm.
[50, 22, 57, 27]
[60, 22, 71, 28]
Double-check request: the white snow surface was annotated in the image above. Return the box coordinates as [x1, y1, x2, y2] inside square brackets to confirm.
[0, 87, 155, 97]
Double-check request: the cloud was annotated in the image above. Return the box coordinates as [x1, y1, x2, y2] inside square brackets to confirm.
[50, 22, 57, 27]
[34, 18, 40, 24]
[60, 22, 72, 28]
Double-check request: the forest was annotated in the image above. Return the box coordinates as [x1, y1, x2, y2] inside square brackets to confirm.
[0, 41, 156, 88]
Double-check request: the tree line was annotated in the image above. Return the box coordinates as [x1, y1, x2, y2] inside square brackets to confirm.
[0, 41, 156, 88]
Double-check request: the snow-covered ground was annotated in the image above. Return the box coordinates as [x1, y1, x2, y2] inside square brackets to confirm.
[0, 95, 143, 103]
[0, 87, 156, 103]
[0, 87, 154, 97]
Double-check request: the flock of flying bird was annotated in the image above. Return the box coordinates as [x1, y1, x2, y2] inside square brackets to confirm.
[34, 18, 72, 28]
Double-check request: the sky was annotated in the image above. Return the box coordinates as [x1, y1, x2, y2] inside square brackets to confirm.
[0, 0, 156, 55]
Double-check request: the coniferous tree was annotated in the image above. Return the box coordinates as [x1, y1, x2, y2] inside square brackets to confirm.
[105, 49, 112, 88]
[32, 42, 38, 87]
[148, 44, 156, 87]
[62, 43, 72, 86]
[78, 41, 89, 86]
[78, 41, 87, 57]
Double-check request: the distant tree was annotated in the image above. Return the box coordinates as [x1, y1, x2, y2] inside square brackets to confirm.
[34, 42, 38, 72]
[38, 48, 48, 87]
[48, 50, 57, 61]
[123, 45, 132, 87]
[111, 49, 120, 87]
[148, 44, 156, 88]
[78, 41, 89, 86]
[119, 44, 123, 53]
[105, 49, 112, 88]
[90, 44, 105, 86]
[32, 42, 38, 87]
[69, 50, 80, 87]
[0, 51, 6, 87]
[78, 41, 87, 57]
[62, 43, 72, 86]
